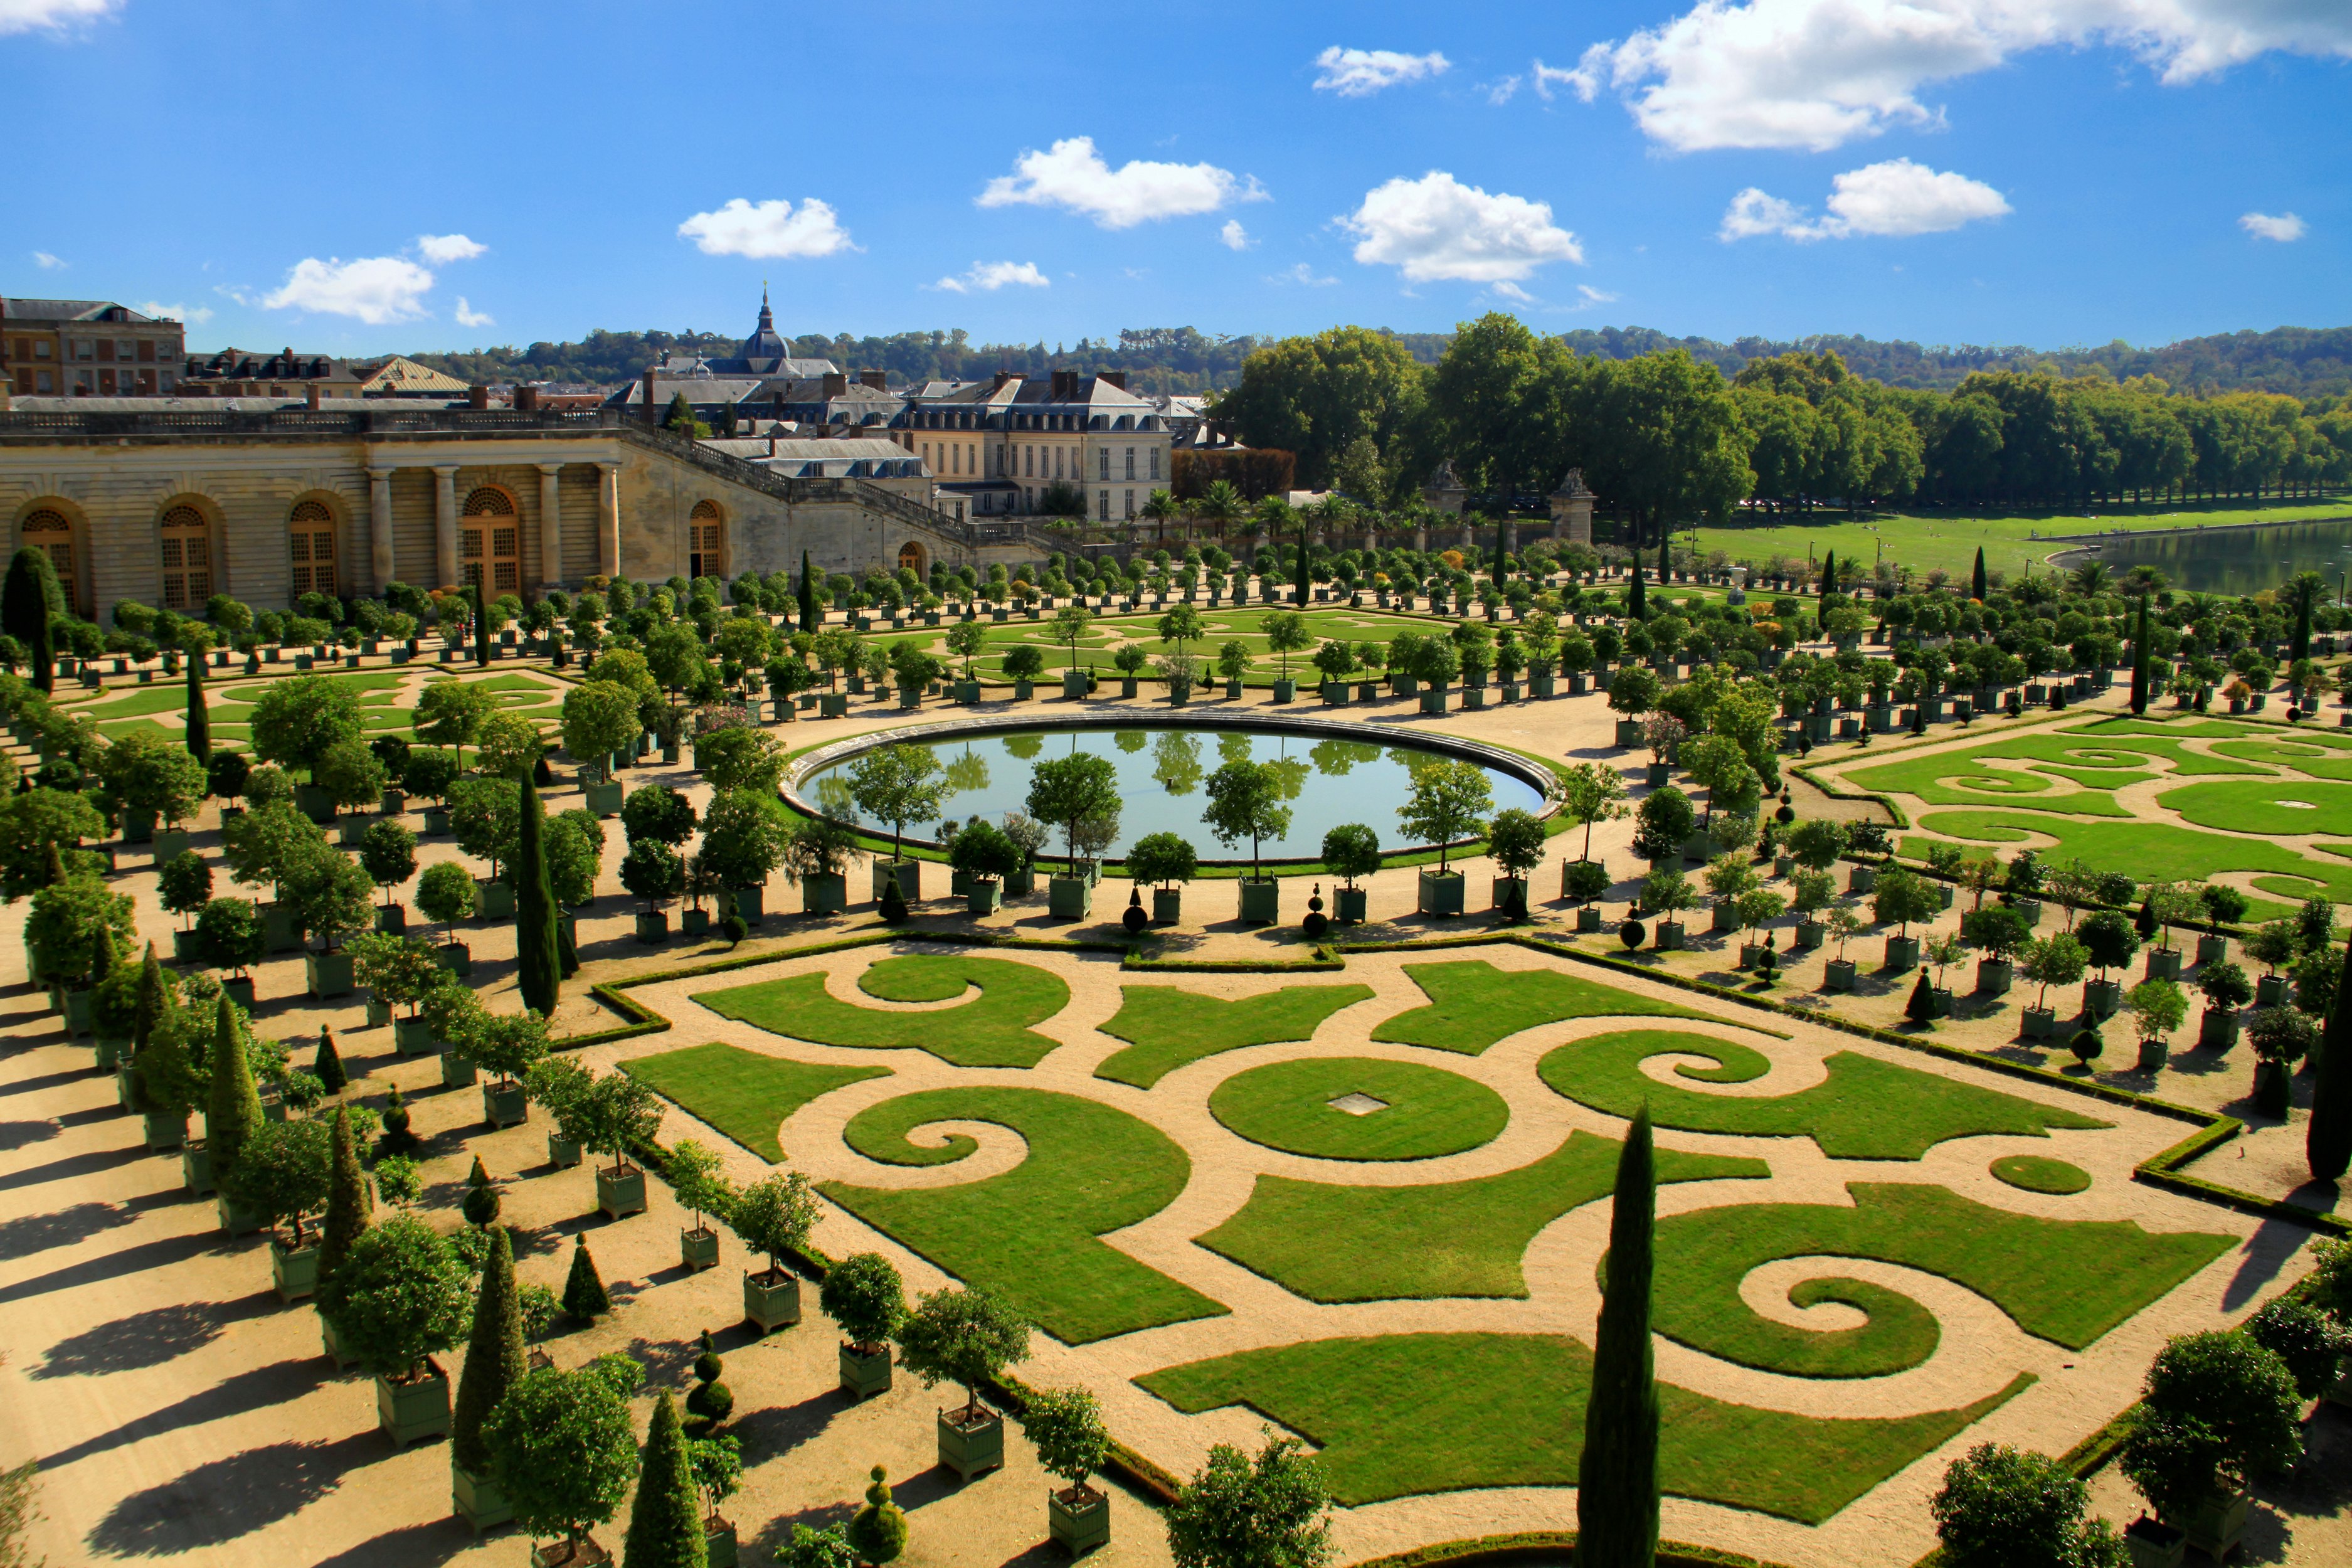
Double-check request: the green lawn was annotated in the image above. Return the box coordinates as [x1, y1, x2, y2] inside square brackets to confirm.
[913, 607, 1446, 682]
[621, 1042, 891, 1162]
[1537, 1030, 2109, 1160]
[1137, 1332, 2033, 1522]
[1094, 983, 1376, 1088]
[694, 953, 1072, 1067]
[1198, 1130, 1763, 1302]
[1991, 1155, 2091, 1195]
[1648, 1182, 2234, 1379]
[1911, 810, 2352, 916]
[1207, 1057, 1508, 1161]
[219, 669, 413, 701]
[1369, 960, 1745, 1054]
[2212, 739, 2352, 780]
[1838, 724, 2279, 817]
[820, 1087, 1227, 1343]
[2159, 779, 2352, 836]
[70, 686, 191, 720]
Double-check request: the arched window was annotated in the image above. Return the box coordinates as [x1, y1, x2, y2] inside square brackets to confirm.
[289, 499, 336, 600]
[460, 487, 519, 596]
[20, 508, 76, 615]
[688, 500, 723, 580]
[898, 541, 926, 576]
[160, 504, 213, 610]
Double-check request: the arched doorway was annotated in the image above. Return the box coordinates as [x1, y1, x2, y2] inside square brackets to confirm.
[18, 506, 80, 617]
[160, 504, 216, 611]
[461, 487, 520, 597]
[897, 540, 927, 576]
[287, 499, 336, 601]
[689, 500, 724, 580]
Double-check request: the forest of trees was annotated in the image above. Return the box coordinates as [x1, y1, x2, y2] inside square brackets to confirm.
[405, 321, 2352, 402]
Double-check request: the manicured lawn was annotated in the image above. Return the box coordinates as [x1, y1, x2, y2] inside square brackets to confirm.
[1369, 960, 1741, 1054]
[1094, 983, 1375, 1088]
[2212, 739, 2352, 780]
[418, 672, 563, 694]
[1207, 1056, 1508, 1161]
[71, 686, 192, 720]
[694, 953, 1072, 1067]
[1137, 1331, 2033, 1521]
[1991, 1154, 2091, 1194]
[1648, 1182, 2233, 1378]
[1537, 1030, 2108, 1160]
[822, 1086, 1227, 1343]
[1913, 810, 2352, 914]
[621, 1042, 891, 1162]
[1198, 1130, 1763, 1302]
[220, 669, 413, 701]
[2159, 778, 2352, 836]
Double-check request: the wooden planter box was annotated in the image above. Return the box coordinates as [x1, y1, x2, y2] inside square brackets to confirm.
[704, 1518, 739, 1568]
[182, 1140, 214, 1195]
[585, 779, 624, 817]
[2086, 978, 2122, 1019]
[1152, 888, 1182, 924]
[452, 1464, 514, 1536]
[1848, 864, 1877, 894]
[2164, 1490, 2249, 1560]
[596, 1167, 647, 1220]
[681, 908, 711, 939]
[394, 1015, 437, 1056]
[967, 879, 1004, 916]
[1049, 1487, 1111, 1556]
[2137, 1037, 2169, 1071]
[1883, 935, 1919, 972]
[476, 879, 516, 920]
[378, 1360, 452, 1449]
[435, 941, 474, 978]
[2198, 1008, 2240, 1049]
[1576, 904, 1604, 933]
[272, 1237, 321, 1302]
[1417, 870, 1465, 917]
[1336, 887, 1369, 924]
[635, 911, 669, 945]
[548, 1133, 583, 1168]
[1237, 879, 1280, 924]
[1825, 958, 1857, 991]
[873, 858, 922, 901]
[802, 874, 847, 915]
[2257, 972, 2290, 1007]
[681, 1227, 720, 1271]
[743, 1269, 802, 1333]
[441, 1052, 478, 1089]
[839, 1342, 893, 1399]
[1655, 919, 1687, 951]
[1976, 958, 2013, 996]
[306, 948, 355, 999]
[2145, 947, 2183, 982]
[2023, 1005, 2058, 1039]
[938, 1406, 1005, 1482]
[145, 1111, 188, 1152]
[2122, 1515, 2185, 1568]
[1049, 876, 1094, 920]
[482, 1081, 529, 1128]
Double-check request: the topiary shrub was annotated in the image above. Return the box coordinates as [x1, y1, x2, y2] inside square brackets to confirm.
[686, 1328, 735, 1433]
[845, 1466, 908, 1567]
[563, 1235, 610, 1323]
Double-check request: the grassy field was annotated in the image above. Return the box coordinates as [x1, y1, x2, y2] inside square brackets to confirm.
[1537, 1030, 2108, 1160]
[1690, 497, 2352, 582]
[1909, 810, 2352, 916]
[821, 1086, 1227, 1344]
[1137, 1331, 2032, 1520]
[1648, 1182, 2233, 1378]
[620, 1042, 891, 1162]
[1094, 983, 1375, 1088]
[1206, 1056, 1509, 1162]
[1991, 1154, 2092, 1195]
[1199, 1130, 1763, 1303]
[1368, 959, 1748, 1055]
[694, 953, 1072, 1068]
[2159, 778, 2352, 836]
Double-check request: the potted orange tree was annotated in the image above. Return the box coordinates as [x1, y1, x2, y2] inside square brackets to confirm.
[579, 1069, 662, 1220]
[899, 1286, 1030, 1483]
[730, 1169, 821, 1333]
[317, 1214, 469, 1449]
[1022, 1386, 1113, 1555]
[1399, 758, 1490, 918]
[668, 1139, 738, 1273]
[220, 1115, 332, 1303]
[820, 1251, 906, 1401]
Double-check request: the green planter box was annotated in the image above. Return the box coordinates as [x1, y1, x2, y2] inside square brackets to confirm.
[1576, 904, 1605, 933]
[394, 1015, 437, 1056]
[706, 1520, 739, 1568]
[1419, 689, 1448, 715]
[1848, 864, 1878, 894]
[968, 879, 1004, 916]
[183, 1140, 215, 1195]
[1152, 888, 1182, 924]
[452, 1465, 514, 1537]
[2199, 1008, 2240, 1049]
[153, 827, 190, 864]
[2087, 978, 2123, 1019]
[743, 1268, 802, 1333]
[482, 1081, 529, 1127]
[423, 806, 450, 834]
[1049, 1488, 1111, 1556]
[839, 1342, 893, 1399]
[61, 986, 93, 1038]
[306, 948, 355, 999]
[1049, 876, 1094, 919]
[597, 1166, 647, 1219]
[937, 1407, 1005, 1482]
[441, 1052, 477, 1089]
[585, 779, 623, 817]
[378, 1364, 452, 1449]
[1417, 870, 1466, 917]
[635, 911, 669, 945]
[476, 879, 516, 920]
[681, 1227, 720, 1272]
[1825, 958, 1858, 991]
[295, 783, 337, 824]
[727, 884, 764, 925]
[364, 994, 393, 1027]
[374, 903, 408, 935]
[1062, 670, 1089, 699]
[1237, 879, 1279, 924]
[548, 1133, 583, 1168]
[223, 976, 257, 1009]
[216, 1194, 263, 1236]
[2166, 1490, 2249, 1561]
[682, 908, 711, 939]
[2146, 947, 2183, 982]
[1883, 935, 1919, 972]
[337, 818, 368, 847]
[1976, 959, 2013, 996]
[1335, 887, 1368, 924]
[802, 874, 847, 915]
[320, 1313, 358, 1372]
[2023, 1005, 2058, 1038]
[263, 903, 305, 954]
[873, 859, 922, 901]
[272, 1238, 321, 1303]
[2121, 1517, 2185, 1568]
[145, 1111, 188, 1152]
[1271, 679, 1296, 704]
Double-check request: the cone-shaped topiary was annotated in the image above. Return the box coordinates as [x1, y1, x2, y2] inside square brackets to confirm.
[313, 1025, 346, 1097]
[462, 1155, 502, 1228]
[564, 1235, 611, 1322]
[317, 1104, 372, 1286]
[205, 995, 262, 1186]
[515, 771, 562, 1018]
[1905, 968, 1936, 1027]
[845, 1465, 908, 1567]
[3, 547, 55, 695]
[623, 1391, 707, 1568]
[452, 1226, 526, 1478]
[1578, 1105, 1658, 1567]
[878, 866, 908, 924]
[185, 658, 211, 764]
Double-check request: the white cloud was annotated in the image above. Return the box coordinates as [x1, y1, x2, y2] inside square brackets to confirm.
[0, 0, 119, 38]
[930, 260, 1051, 294]
[31, 251, 64, 269]
[259, 255, 437, 325]
[1311, 46, 1451, 97]
[1577, 284, 1621, 304]
[1491, 281, 1535, 303]
[1530, 58, 1582, 99]
[132, 300, 214, 326]
[1485, 76, 1523, 105]
[2240, 210, 2306, 242]
[1220, 220, 1253, 251]
[1269, 262, 1340, 287]
[454, 297, 495, 327]
[416, 233, 486, 263]
[1572, 0, 2352, 152]
[1340, 171, 1584, 284]
[677, 197, 856, 259]
[977, 137, 1263, 229]
[1720, 158, 2010, 240]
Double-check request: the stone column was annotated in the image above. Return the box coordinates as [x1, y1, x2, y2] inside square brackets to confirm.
[366, 466, 395, 591]
[596, 462, 622, 578]
[431, 465, 460, 588]
[536, 463, 564, 590]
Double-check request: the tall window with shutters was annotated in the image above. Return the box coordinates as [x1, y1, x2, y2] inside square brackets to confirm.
[288, 500, 336, 599]
[159, 505, 213, 610]
[19, 509, 76, 616]
[460, 487, 519, 596]
[688, 500, 723, 580]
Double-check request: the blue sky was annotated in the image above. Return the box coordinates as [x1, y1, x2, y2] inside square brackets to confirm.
[7, 0, 2346, 358]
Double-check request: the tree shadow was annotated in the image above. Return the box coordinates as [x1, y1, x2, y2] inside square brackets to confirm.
[0, 1228, 227, 1306]
[750, 1500, 855, 1560]
[0, 1066, 105, 1099]
[309, 1520, 472, 1568]
[2220, 1214, 2316, 1313]
[33, 1295, 272, 1379]
[0, 1117, 61, 1152]
[83, 1432, 379, 1556]
[43, 1353, 325, 1468]
[0, 1199, 135, 1262]
[729, 1389, 840, 1466]
[0, 1143, 151, 1195]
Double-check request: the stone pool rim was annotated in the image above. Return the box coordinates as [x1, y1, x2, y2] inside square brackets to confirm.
[780, 710, 1565, 866]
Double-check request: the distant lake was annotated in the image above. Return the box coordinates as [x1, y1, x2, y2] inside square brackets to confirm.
[2053, 516, 2352, 596]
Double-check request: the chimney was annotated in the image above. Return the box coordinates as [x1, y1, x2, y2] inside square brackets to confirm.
[1099, 371, 1126, 391]
[822, 372, 847, 398]
[514, 384, 540, 412]
[860, 369, 887, 391]
[468, 384, 490, 410]
[992, 369, 1019, 393]
[1051, 369, 1075, 400]
[305, 382, 322, 410]
[644, 368, 659, 425]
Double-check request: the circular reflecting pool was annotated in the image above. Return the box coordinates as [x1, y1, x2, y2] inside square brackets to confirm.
[799, 724, 1546, 861]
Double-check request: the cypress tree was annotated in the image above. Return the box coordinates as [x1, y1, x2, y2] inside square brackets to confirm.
[2293, 583, 2314, 665]
[474, 591, 491, 667]
[317, 1104, 371, 1285]
[132, 942, 167, 1052]
[2309, 938, 2352, 1181]
[799, 548, 820, 633]
[452, 1226, 526, 1480]
[204, 995, 262, 1185]
[313, 1025, 346, 1096]
[1295, 521, 1311, 604]
[563, 1235, 610, 1321]
[558, 915, 580, 978]
[514, 772, 561, 1017]
[1971, 546, 1988, 602]
[2130, 595, 2151, 716]
[1657, 530, 1670, 591]
[3, 548, 54, 695]
[1628, 554, 1647, 622]
[184, 659, 210, 764]
[1579, 1106, 1658, 1567]
[878, 865, 908, 924]
[43, 842, 66, 887]
[1820, 548, 1835, 600]
[623, 1391, 708, 1568]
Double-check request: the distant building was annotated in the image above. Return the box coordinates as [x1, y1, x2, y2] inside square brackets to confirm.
[607, 293, 846, 424]
[1, 299, 186, 397]
[176, 348, 470, 400]
[888, 368, 1171, 526]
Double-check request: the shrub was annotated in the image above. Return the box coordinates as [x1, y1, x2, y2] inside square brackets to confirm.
[314, 1214, 468, 1380]
[2243, 1297, 2352, 1399]
[414, 861, 476, 940]
[484, 1365, 637, 1555]
[2121, 1330, 2304, 1518]
[821, 1253, 906, 1353]
[1167, 1436, 1332, 1568]
[845, 1466, 908, 1568]
[1125, 831, 1197, 889]
[1929, 1443, 2121, 1568]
